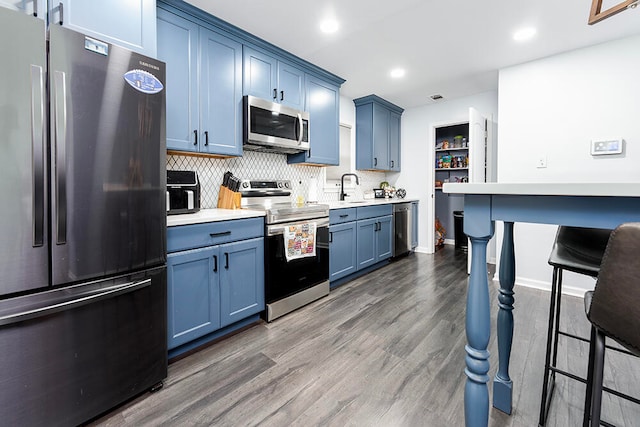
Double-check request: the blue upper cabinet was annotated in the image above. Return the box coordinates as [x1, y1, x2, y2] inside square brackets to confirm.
[157, 9, 198, 152]
[389, 111, 401, 171]
[288, 75, 340, 166]
[354, 95, 404, 172]
[0, 0, 46, 19]
[157, 8, 242, 156]
[243, 47, 277, 102]
[51, 0, 157, 57]
[243, 46, 305, 110]
[199, 28, 243, 156]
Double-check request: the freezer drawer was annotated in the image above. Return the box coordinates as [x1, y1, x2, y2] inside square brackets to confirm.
[0, 266, 167, 427]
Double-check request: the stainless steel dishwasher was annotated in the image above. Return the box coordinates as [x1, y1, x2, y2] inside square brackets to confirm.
[393, 202, 412, 257]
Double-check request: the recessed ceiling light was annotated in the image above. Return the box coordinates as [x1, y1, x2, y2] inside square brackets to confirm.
[390, 68, 406, 78]
[430, 94, 444, 101]
[320, 19, 339, 34]
[513, 27, 537, 42]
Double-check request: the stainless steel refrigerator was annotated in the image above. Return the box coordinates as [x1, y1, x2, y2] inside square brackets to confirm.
[0, 8, 167, 426]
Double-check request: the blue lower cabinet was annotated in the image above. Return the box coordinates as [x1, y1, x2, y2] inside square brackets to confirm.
[329, 222, 357, 281]
[219, 238, 265, 327]
[167, 218, 265, 352]
[167, 246, 220, 349]
[376, 215, 393, 261]
[411, 201, 419, 249]
[356, 218, 377, 270]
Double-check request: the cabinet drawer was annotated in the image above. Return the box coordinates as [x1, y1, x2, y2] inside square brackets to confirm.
[356, 205, 392, 220]
[167, 218, 264, 253]
[330, 208, 357, 225]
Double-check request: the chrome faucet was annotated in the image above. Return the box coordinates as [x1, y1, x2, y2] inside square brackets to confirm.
[340, 173, 360, 201]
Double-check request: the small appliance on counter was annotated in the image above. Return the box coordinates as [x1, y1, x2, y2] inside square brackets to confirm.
[373, 188, 385, 198]
[167, 170, 201, 214]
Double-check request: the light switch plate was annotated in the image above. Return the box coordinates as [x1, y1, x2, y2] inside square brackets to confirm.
[591, 138, 623, 156]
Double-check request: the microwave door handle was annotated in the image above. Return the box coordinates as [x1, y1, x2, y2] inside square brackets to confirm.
[296, 113, 303, 145]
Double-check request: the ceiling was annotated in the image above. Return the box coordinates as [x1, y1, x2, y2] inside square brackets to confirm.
[185, 0, 640, 109]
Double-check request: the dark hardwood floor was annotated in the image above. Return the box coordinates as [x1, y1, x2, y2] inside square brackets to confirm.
[91, 247, 639, 426]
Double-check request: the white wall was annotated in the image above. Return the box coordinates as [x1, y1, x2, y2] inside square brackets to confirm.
[396, 91, 498, 254]
[497, 34, 640, 296]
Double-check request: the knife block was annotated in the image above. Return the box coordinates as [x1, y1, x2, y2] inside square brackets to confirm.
[217, 186, 241, 209]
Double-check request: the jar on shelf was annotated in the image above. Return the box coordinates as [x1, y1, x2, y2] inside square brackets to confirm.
[453, 135, 463, 148]
[442, 139, 449, 150]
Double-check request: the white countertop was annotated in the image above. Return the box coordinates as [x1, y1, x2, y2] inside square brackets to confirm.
[167, 208, 265, 227]
[442, 182, 640, 197]
[326, 198, 418, 209]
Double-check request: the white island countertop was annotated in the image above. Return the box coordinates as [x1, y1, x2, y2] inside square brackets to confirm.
[167, 208, 265, 227]
[443, 182, 640, 197]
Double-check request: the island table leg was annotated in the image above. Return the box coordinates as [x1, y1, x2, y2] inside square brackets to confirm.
[493, 221, 515, 414]
[463, 195, 494, 427]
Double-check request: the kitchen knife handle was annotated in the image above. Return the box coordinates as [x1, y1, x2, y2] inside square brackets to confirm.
[273, 88, 277, 100]
[224, 253, 229, 269]
[31, 65, 45, 247]
[53, 70, 67, 245]
[193, 129, 198, 146]
[58, 2, 63, 25]
[280, 90, 284, 101]
[213, 255, 218, 272]
[204, 130, 209, 146]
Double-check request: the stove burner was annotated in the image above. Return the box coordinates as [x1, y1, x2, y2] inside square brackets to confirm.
[240, 179, 329, 224]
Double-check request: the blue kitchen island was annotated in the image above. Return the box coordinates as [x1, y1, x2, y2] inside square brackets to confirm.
[442, 182, 640, 427]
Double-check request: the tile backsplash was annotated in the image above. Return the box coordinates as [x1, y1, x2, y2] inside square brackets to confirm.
[167, 151, 386, 208]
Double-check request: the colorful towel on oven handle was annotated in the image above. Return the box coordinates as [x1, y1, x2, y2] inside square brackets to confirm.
[284, 222, 316, 262]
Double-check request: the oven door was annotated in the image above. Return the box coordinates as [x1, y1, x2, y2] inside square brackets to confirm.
[265, 218, 329, 303]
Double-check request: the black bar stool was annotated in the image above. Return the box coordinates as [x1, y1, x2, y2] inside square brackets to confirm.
[539, 226, 612, 426]
[583, 222, 640, 426]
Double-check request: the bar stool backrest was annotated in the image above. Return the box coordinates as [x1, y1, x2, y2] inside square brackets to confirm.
[587, 222, 640, 357]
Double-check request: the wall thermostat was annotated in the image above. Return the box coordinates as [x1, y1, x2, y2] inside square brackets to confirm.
[590, 138, 623, 156]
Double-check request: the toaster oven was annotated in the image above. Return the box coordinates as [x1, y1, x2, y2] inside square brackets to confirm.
[166, 170, 200, 215]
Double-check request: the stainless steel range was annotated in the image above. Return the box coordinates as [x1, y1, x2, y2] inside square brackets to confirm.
[240, 180, 330, 321]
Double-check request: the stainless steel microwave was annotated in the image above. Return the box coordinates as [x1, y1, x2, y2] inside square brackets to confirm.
[243, 95, 310, 154]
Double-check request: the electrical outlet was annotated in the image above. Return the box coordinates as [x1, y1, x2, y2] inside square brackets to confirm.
[537, 156, 547, 168]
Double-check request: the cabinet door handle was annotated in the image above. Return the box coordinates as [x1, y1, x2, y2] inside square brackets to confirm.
[329, 232, 333, 243]
[193, 130, 198, 146]
[280, 90, 284, 101]
[391, 160, 394, 168]
[33, 0, 38, 16]
[58, 2, 63, 25]
[213, 255, 218, 272]
[339, 214, 348, 218]
[224, 253, 229, 269]
[210, 231, 231, 238]
[204, 130, 209, 146]
[374, 157, 377, 167]
[273, 88, 277, 100]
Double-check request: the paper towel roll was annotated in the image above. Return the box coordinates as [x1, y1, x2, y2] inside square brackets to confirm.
[308, 178, 318, 203]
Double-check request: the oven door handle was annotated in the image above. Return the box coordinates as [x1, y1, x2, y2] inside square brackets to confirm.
[266, 217, 329, 236]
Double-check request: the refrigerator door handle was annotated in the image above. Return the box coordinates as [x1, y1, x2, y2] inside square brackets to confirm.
[0, 278, 152, 326]
[31, 64, 45, 247]
[53, 70, 67, 245]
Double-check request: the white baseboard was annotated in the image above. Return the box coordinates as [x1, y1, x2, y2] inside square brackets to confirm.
[491, 275, 592, 298]
[444, 239, 455, 246]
